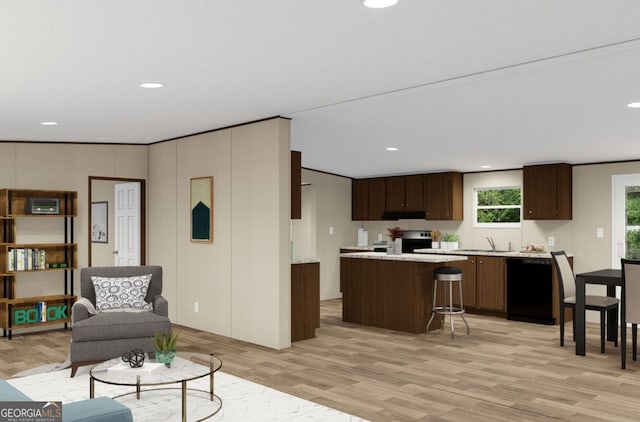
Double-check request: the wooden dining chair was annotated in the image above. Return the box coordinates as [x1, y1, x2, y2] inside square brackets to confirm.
[551, 251, 619, 352]
[621, 258, 640, 369]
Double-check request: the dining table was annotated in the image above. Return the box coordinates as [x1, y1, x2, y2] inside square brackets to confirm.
[574, 269, 622, 356]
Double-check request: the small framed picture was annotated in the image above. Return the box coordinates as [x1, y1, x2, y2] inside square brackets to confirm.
[91, 201, 108, 243]
[190, 176, 214, 243]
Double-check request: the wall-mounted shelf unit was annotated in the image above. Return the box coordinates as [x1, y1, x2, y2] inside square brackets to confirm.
[0, 189, 77, 339]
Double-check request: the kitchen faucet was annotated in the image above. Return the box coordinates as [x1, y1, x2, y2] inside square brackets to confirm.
[486, 237, 496, 251]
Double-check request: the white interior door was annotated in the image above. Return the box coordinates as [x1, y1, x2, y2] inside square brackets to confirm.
[114, 182, 141, 266]
[612, 174, 640, 268]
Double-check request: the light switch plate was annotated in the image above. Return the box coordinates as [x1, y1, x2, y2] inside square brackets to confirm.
[548, 236, 555, 247]
[329, 226, 334, 235]
[596, 228, 604, 238]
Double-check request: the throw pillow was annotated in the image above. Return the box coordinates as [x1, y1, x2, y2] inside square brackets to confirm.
[92, 274, 153, 312]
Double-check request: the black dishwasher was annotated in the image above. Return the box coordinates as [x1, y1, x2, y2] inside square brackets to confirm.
[506, 258, 554, 325]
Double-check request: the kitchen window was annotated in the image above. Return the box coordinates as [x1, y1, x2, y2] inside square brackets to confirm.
[474, 187, 521, 227]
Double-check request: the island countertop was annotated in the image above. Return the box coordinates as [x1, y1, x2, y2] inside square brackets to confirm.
[413, 248, 572, 259]
[339, 251, 467, 263]
[291, 257, 320, 264]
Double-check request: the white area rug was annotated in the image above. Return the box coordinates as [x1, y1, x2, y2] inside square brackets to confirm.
[9, 367, 367, 421]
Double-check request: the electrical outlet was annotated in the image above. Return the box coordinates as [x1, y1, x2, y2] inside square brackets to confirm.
[194, 302, 199, 313]
[596, 228, 604, 238]
[329, 226, 334, 235]
[548, 236, 555, 247]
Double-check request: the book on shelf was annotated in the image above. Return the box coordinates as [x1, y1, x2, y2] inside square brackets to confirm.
[7, 248, 46, 271]
[16, 249, 24, 271]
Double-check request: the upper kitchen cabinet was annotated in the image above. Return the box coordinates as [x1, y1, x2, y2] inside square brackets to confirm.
[351, 177, 386, 220]
[385, 175, 424, 212]
[523, 163, 572, 220]
[367, 178, 386, 220]
[424, 172, 463, 220]
[351, 178, 369, 220]
[291, 151, 301, 219]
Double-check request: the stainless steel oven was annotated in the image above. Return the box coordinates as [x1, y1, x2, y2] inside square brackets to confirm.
[401, 230, 432, 253]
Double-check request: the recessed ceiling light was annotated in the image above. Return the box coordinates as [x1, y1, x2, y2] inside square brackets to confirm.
[139, 82, 164, 89]
[480, 165, 492, 169]
[362, 0, 398, 8]
[627, 102, 640, 108]
[386, 147, 399, 151]
[40, 121, 58, 126]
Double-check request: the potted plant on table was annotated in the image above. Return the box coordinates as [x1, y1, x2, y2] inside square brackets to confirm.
[154, 330, 179, 367]
[441, 233, 459, 250]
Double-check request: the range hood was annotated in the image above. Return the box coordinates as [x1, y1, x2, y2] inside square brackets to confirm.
[381, 210, 426, 220]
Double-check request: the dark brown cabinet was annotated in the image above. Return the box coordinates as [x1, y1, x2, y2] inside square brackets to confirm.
[385, 176, 406, 212]
[424, 172, 463, 220]
[453, 257, 477, 308]
[385, 175, 424, 212]
[291, 262, 320, 341]
[437, 256, 477, 310]
[523, 163, 572, 220]
[341, 258, 440, 334]
[352, 177, 386, 220]
[368, 178, 386, 220]
[291, 151, 301, 219]
[351, 179, 369, 220]
[476, 256, 505, 312]
[352, 171, 461, 221]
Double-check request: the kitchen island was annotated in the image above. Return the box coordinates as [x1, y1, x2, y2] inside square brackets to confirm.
[340, 252, 467, 334]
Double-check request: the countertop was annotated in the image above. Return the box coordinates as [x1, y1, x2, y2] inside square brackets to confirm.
[291, 257, 320, 264]
[339, 252, 467, 263]
[413, 248, 569, 259]
[342, 246, 571, 258]
[340, 245, 376, 251]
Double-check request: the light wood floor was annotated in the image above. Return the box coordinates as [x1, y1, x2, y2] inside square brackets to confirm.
[3, 300, 640, 421]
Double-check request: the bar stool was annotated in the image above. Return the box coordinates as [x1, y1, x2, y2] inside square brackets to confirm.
[426, 266, 470, 338]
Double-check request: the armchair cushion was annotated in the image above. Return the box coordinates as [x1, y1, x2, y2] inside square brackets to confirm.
[91, 274, 153, 312]
[81, 266, 163, 306]
[72, 311, 170, 342]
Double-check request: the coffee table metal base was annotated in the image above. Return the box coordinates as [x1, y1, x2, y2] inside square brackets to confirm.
[110, 387, 222, 421]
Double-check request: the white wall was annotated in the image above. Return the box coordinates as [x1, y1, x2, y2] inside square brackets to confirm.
[90, 179, 117, 267]
[148, 118, 291, 349]
[292, 169, 357, 300]
[0, 142, 148, 320]
[230, 119, 291, 349]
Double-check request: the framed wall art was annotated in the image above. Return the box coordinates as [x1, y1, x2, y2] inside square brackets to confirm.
[190, 176, 214, 243]
[91, 201, 108, 243]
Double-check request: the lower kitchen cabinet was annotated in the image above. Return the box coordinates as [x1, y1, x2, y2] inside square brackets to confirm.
[451, 257, 477, 308]
[476, 256, 506, 312]
[450, 255, 505, 313]
[437, 256, 477, 308]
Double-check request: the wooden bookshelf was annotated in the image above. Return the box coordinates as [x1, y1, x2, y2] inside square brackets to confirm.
[0, 189, 77, 339]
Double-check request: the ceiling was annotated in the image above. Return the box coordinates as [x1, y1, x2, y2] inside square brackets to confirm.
[3, 1, 640, 178]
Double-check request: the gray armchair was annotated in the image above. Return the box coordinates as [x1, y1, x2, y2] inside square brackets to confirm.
[70, 266, 171, 376]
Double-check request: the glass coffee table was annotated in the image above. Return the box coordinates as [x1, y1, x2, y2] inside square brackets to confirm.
[90, 351, 222, 422]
